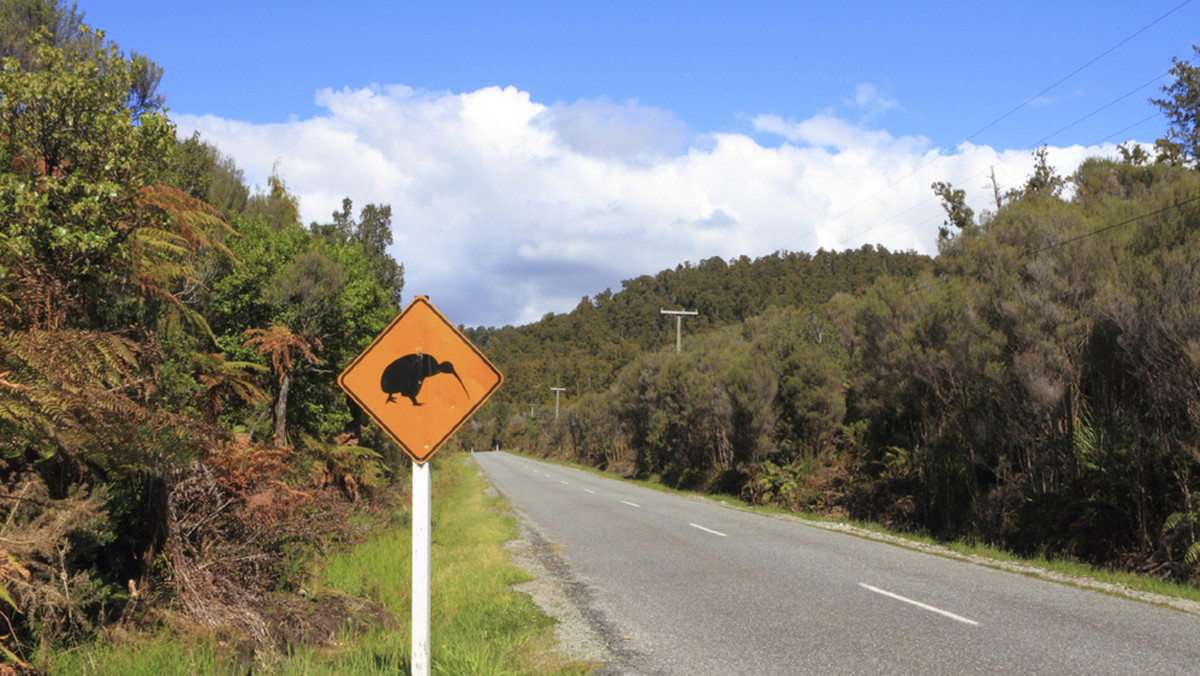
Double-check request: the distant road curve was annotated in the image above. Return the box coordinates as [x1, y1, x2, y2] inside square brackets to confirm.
[473, 451, 1200, 675]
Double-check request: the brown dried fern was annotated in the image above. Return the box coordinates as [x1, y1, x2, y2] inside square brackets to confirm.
[241, 324, 322, 385]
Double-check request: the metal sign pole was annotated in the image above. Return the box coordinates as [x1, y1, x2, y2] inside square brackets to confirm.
[412, 460, 432, 675]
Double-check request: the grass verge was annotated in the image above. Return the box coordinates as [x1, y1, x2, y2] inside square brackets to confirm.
[41, 451, 596, 675]
[297, 451, 595, 674]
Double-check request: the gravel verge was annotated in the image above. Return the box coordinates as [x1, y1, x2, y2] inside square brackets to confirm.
[504, 513, 610, 664]
[483, 478, 651, 674]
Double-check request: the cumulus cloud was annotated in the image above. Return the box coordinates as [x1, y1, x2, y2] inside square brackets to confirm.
[175, 85, 1118, 328]
[535, 97, 689, 164]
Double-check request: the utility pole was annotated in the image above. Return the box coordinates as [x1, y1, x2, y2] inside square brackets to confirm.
[660, 309, 698, 353]
[550, 387, 566, 419]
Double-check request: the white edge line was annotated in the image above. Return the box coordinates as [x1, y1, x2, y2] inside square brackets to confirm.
[858, 583, 980, 626]
[689, 523, 728, 537]
[620, 500, 640, 507]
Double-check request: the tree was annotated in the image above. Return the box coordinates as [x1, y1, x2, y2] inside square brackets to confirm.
[0, 0, 162, 118]
[932, 180, 975, 239]
[191, 352, 267, 425]
[242, 323, 322, 447]
[1151, 45, 1200, 166]
[164, 132, 250, 215]
[269, 248, 347, 338]
[311, 198, 404, 307]
[354, 202, 404, 306]
[0, 0, 88, 67]
[0, 22, 243, 651]
[1010, 146, 1066, 201]
[310, 197, 356, 243]
[0, 26, 179, 330]
[244, 165, 301, 232]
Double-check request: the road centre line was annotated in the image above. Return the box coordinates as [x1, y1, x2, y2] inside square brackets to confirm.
[689, 523, 727, 537]
[584, 488, 596, 494]
[858, 583, 980, 626]
[620, 500, 640, 508]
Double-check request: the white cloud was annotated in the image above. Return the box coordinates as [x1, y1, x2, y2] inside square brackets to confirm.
[535, 97, 688, 164]
[853, 83, 900, 116]
[175, 85, 1119, 328]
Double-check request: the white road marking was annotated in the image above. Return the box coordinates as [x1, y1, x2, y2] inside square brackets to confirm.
[689, 523, 727, 537]
[858, 583, 980, 626]
[584, 489, 596, 494]
[620, 500, 640, 508]
[561, 480, 570, 485]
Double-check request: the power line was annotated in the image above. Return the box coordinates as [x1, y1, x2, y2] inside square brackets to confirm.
[819, 71, 1174, 254]
[1093, 112, 1162, 146]
[836, 72, 1175, 251]
[905, 192, 1200, 297]
[780, 2, 1192, 257]
[962, 0, 1192, 145]
[1033, 193, 1200, 254]
[1030, 73, 1171, 149]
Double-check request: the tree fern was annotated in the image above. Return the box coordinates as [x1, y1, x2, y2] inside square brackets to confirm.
[191, 352, 267, 424]
[1162, 509, 1200, 572]
[0, 328, 207, 472]
[241, 323, 322, 385]
[242, 324, 322, 446]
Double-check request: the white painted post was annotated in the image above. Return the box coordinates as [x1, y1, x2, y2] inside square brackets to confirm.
[551, 387, 566, 420]
[411, 460, 432, 675]
[659, 309, 698, 353]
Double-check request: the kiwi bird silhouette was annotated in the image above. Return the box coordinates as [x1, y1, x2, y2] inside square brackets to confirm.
[380, 353, 467, 405]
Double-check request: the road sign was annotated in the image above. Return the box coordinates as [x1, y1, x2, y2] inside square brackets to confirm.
[338, 295, 503, 463]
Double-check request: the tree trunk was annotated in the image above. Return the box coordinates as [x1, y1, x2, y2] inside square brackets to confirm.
[274, 371, 291, 447]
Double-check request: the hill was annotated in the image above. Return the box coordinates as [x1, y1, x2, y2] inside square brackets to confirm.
[466, 245, 931, 407]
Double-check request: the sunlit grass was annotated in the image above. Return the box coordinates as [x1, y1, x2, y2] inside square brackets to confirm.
[43, 631, 246, 676]
[43, 452, 595, 675]
[287, 450, 594, 674]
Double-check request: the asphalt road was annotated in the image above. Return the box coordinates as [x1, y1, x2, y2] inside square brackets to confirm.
[472, 451, 1200, 675]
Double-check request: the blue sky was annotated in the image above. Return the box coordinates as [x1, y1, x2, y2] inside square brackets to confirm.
[81, 1, 1200, 327]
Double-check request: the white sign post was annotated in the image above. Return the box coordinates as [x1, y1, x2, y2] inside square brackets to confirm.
[411, 460, 432, 675]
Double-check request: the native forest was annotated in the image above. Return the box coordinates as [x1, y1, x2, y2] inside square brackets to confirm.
[2, 0, 1200, 670]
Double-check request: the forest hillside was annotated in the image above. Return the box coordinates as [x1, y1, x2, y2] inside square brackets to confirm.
[465, 245, 931, 412]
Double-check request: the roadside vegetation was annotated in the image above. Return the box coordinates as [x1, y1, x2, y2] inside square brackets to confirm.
[41, 452, 593, 674]
[1, 1, 434, 671]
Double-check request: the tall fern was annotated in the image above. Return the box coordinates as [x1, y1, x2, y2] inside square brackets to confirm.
[1162, 509, 1200, 573]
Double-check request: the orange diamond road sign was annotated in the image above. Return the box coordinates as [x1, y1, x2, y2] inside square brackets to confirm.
[338, 296, 503, 463]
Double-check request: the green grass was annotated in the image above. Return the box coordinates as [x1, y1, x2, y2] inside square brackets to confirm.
[40, 452, 596, 675]
[43, 632, 246, 676]
[296, 452, 595, 674]
[935, 539, 1200, 604]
